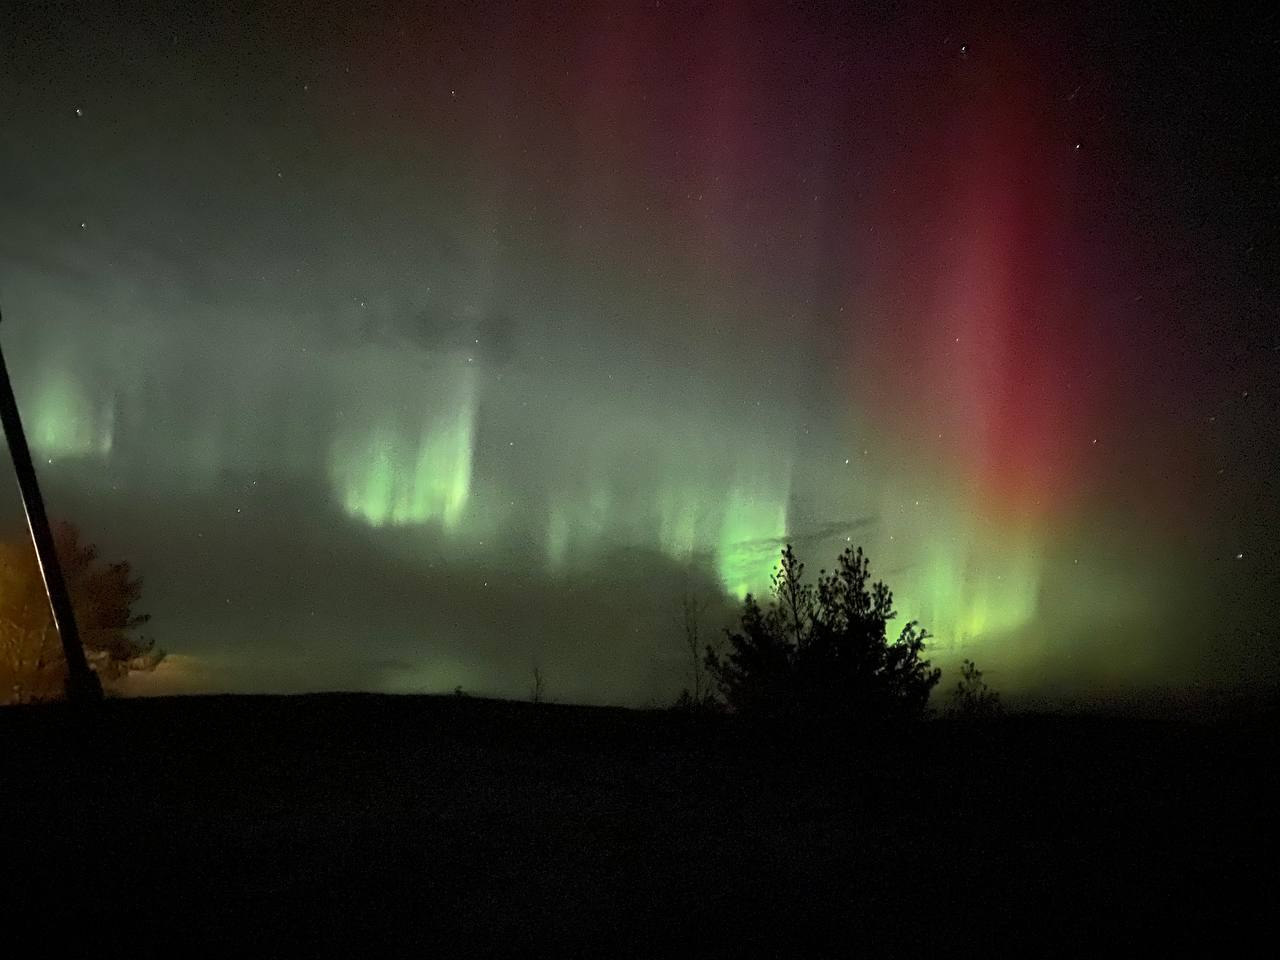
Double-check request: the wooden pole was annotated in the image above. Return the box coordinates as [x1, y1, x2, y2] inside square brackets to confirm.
[0, 308, 101, 706]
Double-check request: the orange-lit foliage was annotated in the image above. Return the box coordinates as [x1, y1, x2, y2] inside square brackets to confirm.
[0, 523, 160, 703]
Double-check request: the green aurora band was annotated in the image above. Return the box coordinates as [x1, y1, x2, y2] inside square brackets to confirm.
[18, 351, 1043, 677]
[28, 365, 114, 460]
[8, 343, 1188, 699]
[328, 363, 477, 533]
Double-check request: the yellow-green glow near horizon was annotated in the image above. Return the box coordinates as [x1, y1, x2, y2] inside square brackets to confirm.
[717, 477, 790, 599]
[898, 541, 1041, 652]
[809, 476, 1047, 673]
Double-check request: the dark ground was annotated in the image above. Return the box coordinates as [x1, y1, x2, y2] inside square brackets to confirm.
[1, 694, 1275, 955]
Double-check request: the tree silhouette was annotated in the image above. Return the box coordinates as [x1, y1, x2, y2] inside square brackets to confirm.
[706, 544, 941, 726]
[705, 588, 796, 722]
[0, 522, 161, 703]
[673, 592, 720, 711]
[949, 658, 1002, 720]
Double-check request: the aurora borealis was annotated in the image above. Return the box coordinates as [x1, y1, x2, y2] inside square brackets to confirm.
[0, 1, 1275, 705]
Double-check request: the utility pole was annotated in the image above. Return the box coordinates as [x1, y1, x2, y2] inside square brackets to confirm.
[0, 307, 102, 706]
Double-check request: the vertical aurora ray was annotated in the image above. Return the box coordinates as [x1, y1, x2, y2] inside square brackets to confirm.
[535, 420, 792, 601]
[25, 366, 115, 459]
[716, 462, 791, 599]
[651, 442, 725, 566]
[544, 505, 572, 570]
[842, 49, 1101, 678]
[892, 523, 1042, 656]
[655, 482, 704, 561]
[541, 478, 613, 572]
[329, 358, 477, 532]
[405, 399, 475, 529]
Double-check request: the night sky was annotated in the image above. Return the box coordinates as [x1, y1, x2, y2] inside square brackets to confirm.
[1, 1, 1275, 705]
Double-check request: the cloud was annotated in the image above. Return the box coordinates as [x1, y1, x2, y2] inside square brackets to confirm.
[729, 516, 878, 556]
[359, 304, 517, 364]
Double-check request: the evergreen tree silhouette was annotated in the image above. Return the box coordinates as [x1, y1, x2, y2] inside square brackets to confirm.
[706, 543, 941, 726]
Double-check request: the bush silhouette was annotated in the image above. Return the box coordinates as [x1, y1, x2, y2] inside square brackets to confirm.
[949, 658, 1002, 720]
[705, 544, 941, 726]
